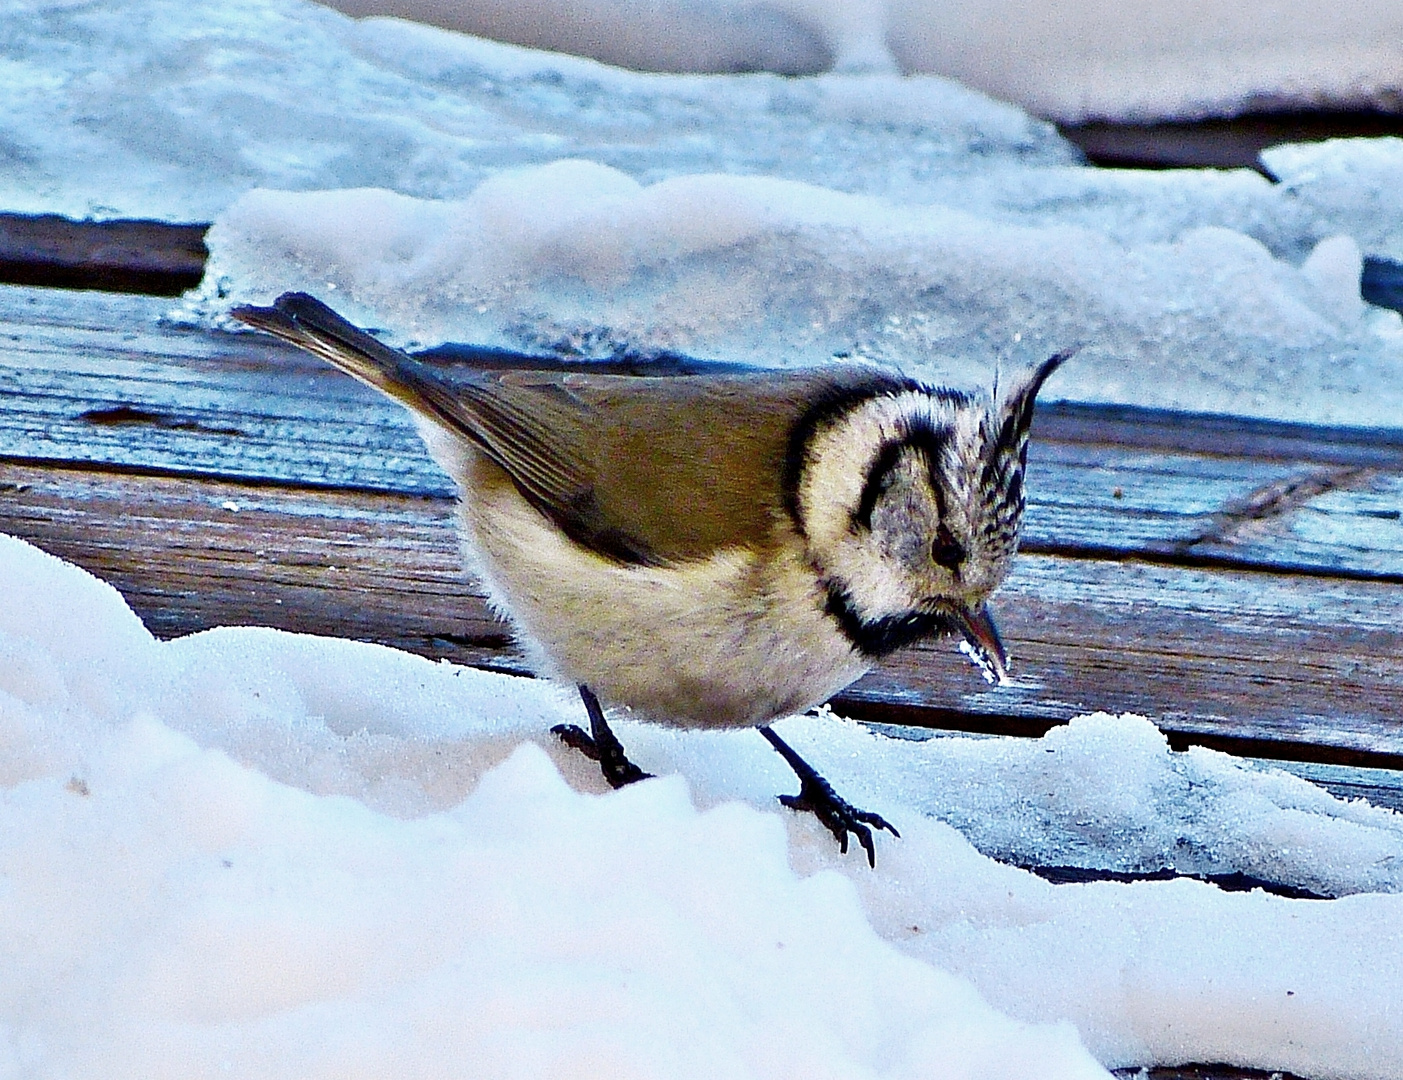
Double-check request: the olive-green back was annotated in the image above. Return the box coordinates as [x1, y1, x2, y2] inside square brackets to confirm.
[452, 367, 874, 564]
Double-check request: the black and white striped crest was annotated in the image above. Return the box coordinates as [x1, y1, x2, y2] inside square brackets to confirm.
[979, 349, 1075, 563]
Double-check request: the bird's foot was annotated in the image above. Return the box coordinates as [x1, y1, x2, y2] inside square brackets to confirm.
[552, 685, 653, 789]
[778, 772, 899, 868]
[760, 725, 897, 867]
[550, 723, 652, 788]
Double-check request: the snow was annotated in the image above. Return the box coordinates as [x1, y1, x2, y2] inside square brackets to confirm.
[4, 534, 1403, 1079]
[1265, 139, 1403, 264]
[6, 1, 1403, 1074]
[0, 0, 1068, 224]
[318, 0, 1403, 123]
[197, 165, 1403, 427]
[6, 0, 1403, 425]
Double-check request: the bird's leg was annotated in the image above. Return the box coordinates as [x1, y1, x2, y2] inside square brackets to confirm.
[760, 726, 899, 868]
[551, 685, 654, 789]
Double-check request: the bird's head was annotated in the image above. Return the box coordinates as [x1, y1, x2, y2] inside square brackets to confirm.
[790, 351, 1071, 682]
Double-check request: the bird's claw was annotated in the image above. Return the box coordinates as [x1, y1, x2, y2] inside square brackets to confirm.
[550, 722, 653, 789]
[550, 723, 598, 759]
[778, 773, 899, 868]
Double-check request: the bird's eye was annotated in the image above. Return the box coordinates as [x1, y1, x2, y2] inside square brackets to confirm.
[930, 527, 965, 572]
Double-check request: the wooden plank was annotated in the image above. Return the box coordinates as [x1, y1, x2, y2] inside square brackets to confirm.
[1180, 472, 1403, 577]
[1363, 256, 1403, 313]
[1110, 1066, 1309, 1080]
[1058, 108, 1403, 173]
[1028, 455, 1403, 580]
[0, 287, 445, 493]
[0, 462, 497, 663]
[4, 284, 1402, 578]
[852, 552, 1403, 768]
[1039, 400, 1403, 468]
[0, 213, 206, 296]
[5, 460, 1400, 772]
[4, 283, 1403, 765]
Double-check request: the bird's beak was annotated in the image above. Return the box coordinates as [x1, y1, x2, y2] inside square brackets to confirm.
[951, 602, 1010, 685]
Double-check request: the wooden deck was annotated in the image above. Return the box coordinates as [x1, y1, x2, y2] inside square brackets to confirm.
[1, 202, 1400, 1080]
[1059, 108, 1403, 173]
[5, 278, 1401, 764]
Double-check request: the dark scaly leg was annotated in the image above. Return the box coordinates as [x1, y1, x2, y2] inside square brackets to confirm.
[551, 684, 653, 789]
[760, 726, 899, 868]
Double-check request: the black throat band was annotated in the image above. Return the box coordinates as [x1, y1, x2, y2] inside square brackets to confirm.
[823, 582, 954, 659]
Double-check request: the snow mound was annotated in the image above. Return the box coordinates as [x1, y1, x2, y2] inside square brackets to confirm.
[1266, 138, 1403, 264]
[197, 164, 1403, 426]
[3, 532, 1403, 1077]
[320, 0, 1403, 123]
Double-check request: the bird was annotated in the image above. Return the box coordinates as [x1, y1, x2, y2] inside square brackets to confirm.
[234, 292, 1069, 866]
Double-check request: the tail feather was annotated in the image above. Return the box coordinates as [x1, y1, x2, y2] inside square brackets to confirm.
[231, 292, 437, 414]
[233, 293, 597, 535]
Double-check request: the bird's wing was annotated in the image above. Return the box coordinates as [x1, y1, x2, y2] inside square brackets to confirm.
[481, 367, 853, 562]
[235, 293, 872, 565]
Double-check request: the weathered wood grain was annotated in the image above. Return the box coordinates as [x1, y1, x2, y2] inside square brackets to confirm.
[4, 285, 1401, 578]
[6, 459, 1400, 770]
[855, 554, 1403, 768]
[0, 213, 206, 296]
[0, 462, 495, 661]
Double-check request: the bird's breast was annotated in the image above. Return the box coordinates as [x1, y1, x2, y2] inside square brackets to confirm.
[454, 456, 870, 729]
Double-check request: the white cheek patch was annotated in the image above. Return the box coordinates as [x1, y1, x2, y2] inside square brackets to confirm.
[797, 392, 944, 551]
[795, 390, 999, 620]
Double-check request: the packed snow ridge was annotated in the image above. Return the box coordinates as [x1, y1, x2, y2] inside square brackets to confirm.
[3, 535, 1403, 1079]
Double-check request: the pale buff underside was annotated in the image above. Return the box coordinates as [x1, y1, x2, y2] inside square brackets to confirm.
[422, 425, 871, 729]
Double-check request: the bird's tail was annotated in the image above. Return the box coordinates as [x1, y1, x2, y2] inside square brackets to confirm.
[233, 294, 594, 522]
[232, 292, 448, 420]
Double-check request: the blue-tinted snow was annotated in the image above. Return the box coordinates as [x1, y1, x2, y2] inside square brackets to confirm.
[321, 0, 1403, 124]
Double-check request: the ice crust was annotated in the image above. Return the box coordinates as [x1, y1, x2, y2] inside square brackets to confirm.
[3, 533, 1402, 1078]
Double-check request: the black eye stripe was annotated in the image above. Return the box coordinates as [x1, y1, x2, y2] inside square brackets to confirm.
[852, 440, 906, 531]
[850, 420, 953, 533]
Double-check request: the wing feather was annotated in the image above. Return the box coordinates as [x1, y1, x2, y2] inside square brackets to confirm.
[235, 292, 882, 565]
[234, 293, 598, 541]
